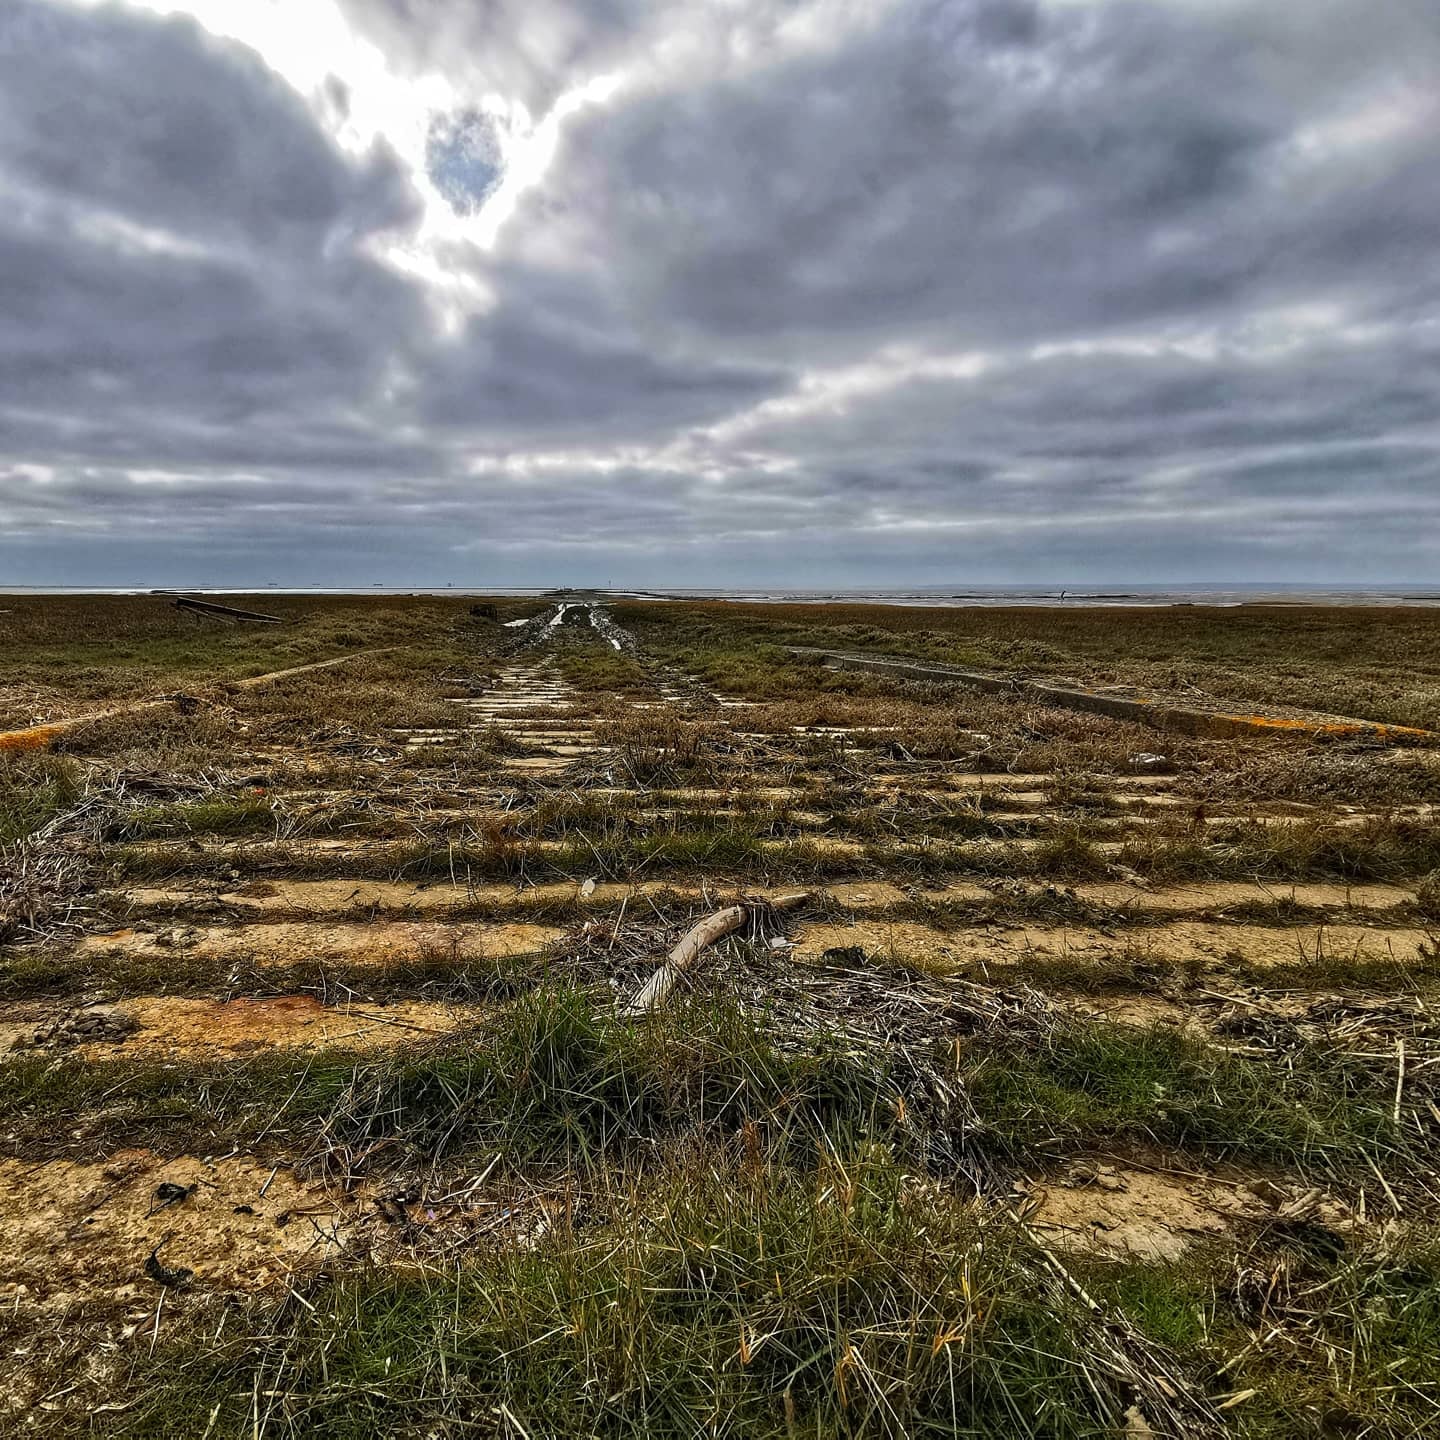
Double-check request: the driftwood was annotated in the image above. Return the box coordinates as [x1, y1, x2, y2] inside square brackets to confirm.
[171, 595, 283, 624]
[622, 892, 812, 1016]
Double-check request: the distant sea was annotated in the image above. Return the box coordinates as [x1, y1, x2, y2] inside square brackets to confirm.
[615, 585, 1440, 608]
[3, 584, 1439, 607]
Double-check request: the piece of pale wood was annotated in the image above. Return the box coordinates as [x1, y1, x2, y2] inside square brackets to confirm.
[622, 892, 811, 1016]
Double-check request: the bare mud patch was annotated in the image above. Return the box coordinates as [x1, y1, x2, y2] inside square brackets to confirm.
[1017, 1164, 1263, 1261]
[1015, 1161, 1361, 1262]
[0, 1152, 356, 1310]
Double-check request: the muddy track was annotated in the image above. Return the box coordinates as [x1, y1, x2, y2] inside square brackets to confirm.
[500, 600, 636, 655]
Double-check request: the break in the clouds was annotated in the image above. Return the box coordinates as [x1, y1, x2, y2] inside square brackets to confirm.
[1, 0, 1438, 587]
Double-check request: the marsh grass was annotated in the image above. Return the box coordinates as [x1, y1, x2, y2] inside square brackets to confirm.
[10, 596, 1440, 1435]
[0, 988, 897, 1167]
[52, 704, 245, 771]
[24, 1168, 1440, 1438]
[231, 664, 463, 733]
[49, 1156, 1229, 1440]
[595, 712, 736, 787]
[1086, 1229, 1440, 1436]
[0, 594, 473, 718]
[0, 754, 80, 842]
[556, 650, 653, 694]
[618, 600, 1440, 730]
[1181, 748, 1440, 807]
[1118, 814, 1440, 884]
[2, 986, 1427, 1189]
[966, 1014, 1425, 1177]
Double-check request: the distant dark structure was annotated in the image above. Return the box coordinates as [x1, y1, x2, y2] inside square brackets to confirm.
[169, 595, 283, 624]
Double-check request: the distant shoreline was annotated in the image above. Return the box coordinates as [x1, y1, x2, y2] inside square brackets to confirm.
[3, 585, 1440, 607]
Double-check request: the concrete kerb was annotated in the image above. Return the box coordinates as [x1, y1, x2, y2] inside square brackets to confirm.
[787, 648, 1435, 744]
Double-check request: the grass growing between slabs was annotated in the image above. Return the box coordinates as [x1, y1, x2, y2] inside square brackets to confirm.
[968, 1014, 1427, 1178]
[31, 1156, 1440, 1439]
[117, 792, 281, 840]
[109, 811, 1440, 889]
[0, 937, 557, 1006]
[3, 986, 1431, 1189]
[65, 1159, 1196, 1440]
[0, 988, 896, 1167]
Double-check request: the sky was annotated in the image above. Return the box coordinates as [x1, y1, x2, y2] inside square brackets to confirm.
[1, 0, 1438, 589]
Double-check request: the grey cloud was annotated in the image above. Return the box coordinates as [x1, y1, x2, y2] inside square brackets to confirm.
[420, 304, 787, 441]
[0, 4, 415, 248]
[3, 0, 1440, 588]
[0, 0, 434, 492]
[513, 0, 1440, 356]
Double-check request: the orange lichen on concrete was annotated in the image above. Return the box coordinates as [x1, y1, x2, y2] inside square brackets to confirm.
[1105, 690, 1434, 740]
[0, 704, 157, 751]
[0, 724, 66, 753]
[1210, 711, 1432, 740]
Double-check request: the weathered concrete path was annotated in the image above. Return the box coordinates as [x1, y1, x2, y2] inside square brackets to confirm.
[790, 647, 1435, 742]
[0, 648, 399, 753]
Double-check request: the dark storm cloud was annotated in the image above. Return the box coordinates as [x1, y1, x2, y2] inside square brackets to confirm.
[516, 0, 1440, 357]
[0, 4, 414, 247]
[2, 0, 1439, 586]
[0, 0, 431, 485]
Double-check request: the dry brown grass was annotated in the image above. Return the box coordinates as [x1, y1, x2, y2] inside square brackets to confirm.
[7, 596, 1440, 1438]
[622, 599, 1440, 729]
